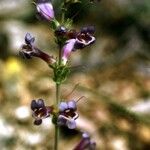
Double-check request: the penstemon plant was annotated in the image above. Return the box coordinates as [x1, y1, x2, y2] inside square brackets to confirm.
[19, 0, 97, 149]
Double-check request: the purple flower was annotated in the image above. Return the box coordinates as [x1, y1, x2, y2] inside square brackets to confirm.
[57, 100, 78, 129]
[74, 26, 95, 49]
[73, 132, 96, 150]
[62, 26, 95, 64]
[62, 39, 76, 65]
[31, 99, 52, 125]
[20, 33, 55, 64]
[36, 0, 54, 21]
[25, 33, 35, 45]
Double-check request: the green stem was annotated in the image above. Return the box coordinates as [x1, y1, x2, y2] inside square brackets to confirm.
[59, 46, 62, 65]
[56, 83, 61, 105]
[54, 45, 62, 150]
[54, 124, 59, 150]
[54, 83, 60, 150]
[54, 2, 66, 147]
[61, 11, 65, 24]
[61, 0, 66, 24]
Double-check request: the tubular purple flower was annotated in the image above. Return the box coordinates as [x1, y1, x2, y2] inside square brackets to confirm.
[62, 26, 96, 64]
[62, 39, 76, 65]
[36, 0, 54, 21]
[75, 34, 95, 49]
[74, 26, 96, 49]
[73, 132, 96, 150]
[20, 33, 56, 64]
[57, 100, 78, 129]
[31, 99, 53, 125]
[25, 33, 35, 45]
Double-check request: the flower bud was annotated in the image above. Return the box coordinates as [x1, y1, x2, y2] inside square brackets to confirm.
[36, 0, 54, 21]
[25, 33, 35, 45]
[55, 26, 67, 37]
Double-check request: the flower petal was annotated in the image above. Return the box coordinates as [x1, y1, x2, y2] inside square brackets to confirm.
[31, 99, 39, 110]
[57, 115, 66, 126]
[25, 33, 35, 45]
[62, 39, 76, 65]
[81, 26, 95, 34]
[59, 102, 68, 112]
[75, 35, 95, 49]
[68, 100, 77, 110]
[66, 119, 76, 129]
[37, 99, 45, 108]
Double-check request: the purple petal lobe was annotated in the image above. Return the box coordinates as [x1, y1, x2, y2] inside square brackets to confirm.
[81, 26, 95, 34]
[68, 100, 77, 110]
[59, 102, 68, 112]
[66, 119, 76, 129]
[37, 99, 45, 108]
[31, 100, 38, 110]
[25, 33, 35, 45]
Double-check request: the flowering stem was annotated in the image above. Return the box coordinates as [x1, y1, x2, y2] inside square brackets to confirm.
[56, 83, 61, 105]
[54, 124, 59, 150]
[54, 45, 62, 150]
[54, 83, 60, 150]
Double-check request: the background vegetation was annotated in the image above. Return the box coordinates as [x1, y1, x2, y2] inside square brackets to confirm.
[0, 0, 149, 149]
